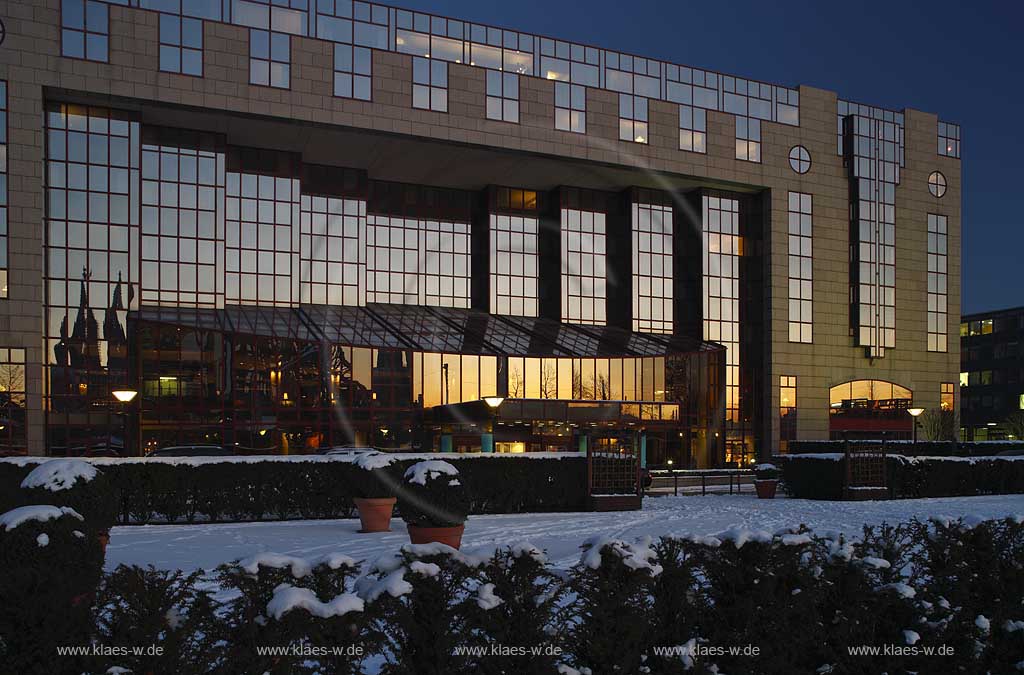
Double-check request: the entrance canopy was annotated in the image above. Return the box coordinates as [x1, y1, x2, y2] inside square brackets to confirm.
[132, 303, 721, 359]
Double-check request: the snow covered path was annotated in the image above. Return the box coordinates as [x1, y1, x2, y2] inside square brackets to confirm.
[106, 493, 1023, 575]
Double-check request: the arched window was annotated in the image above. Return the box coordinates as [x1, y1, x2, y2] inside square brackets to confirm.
[828, 379, 915, 440]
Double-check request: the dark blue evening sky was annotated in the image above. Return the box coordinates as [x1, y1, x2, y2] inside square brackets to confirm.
[389, 0, 1022, 315]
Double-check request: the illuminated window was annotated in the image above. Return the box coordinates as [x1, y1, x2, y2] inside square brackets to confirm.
[959, 372, 967, 387]
[703, 196, 741, 423]
[0, 81, 6, 298]
[333, 44, 372, 100]
[141, 141, 223, 307]
[940, 382, 954, 411]
[618, 95, 648, 144]
[735, 117, 760, 162]
[0, 347, 26, 452]
[61, 0, 108, 61]
[159, 12, 203, 76]
[928, 171, 947, 198]
[486, 71, 519, 123]
[787, 192, 813, 343]
[555, 82, 586, 134]
[299, 195, 366, 306]
[780, 375, 796, 453]
[938, 121, 960, 158]
[678, 105, 706, 153]
[561, 208, 606, 325]
[927, 214, 948, 352]
[250, 30, 290, 88]
[632, 202, 673, 333]
[788, 145, 811, 174]
[412, 57, 448, 112]
[225, 171, 300, 306]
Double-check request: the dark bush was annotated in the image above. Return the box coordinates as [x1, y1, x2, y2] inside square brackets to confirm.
[397, 461, 470, 528]
[788, 439, 1023, 457]
[357, 546, 477, 675]
[0, 505, 104, 675]
[0, 454, 588, 525]
[216, 552, 373, 675]
[779, 454, 1024, 500]
[91, 565, 222, 675]
[18, 459, 119, 533]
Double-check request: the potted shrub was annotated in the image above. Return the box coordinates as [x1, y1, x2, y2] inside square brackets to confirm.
[753, 463, 780, 500]
[398, 460, 469, 548]
[350, 452, 398, 533]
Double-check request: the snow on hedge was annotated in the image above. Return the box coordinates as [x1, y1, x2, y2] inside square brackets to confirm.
[0, 451, 585, 468]
[713, 526, 773, 549]
[351, 452, 398, 471]
[581, 535, 662, 575]
[266, 584, 363, 620]
[238, 551, 360, 578]
[404, 460, 459, 485]
[0, 505, 83, 530]
[508, 541, 547, 564]
[20, 458, 98, 491]
[476, 583, 504, 610]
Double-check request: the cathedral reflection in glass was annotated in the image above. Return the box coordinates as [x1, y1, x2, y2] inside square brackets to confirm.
[43, 103, 726, 467]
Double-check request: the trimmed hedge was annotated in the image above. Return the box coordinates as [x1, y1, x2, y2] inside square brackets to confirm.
[0, 507, 105, 675]
[778, 454, 1024, 500]
[18, 515, 1023, 674]
[788, 439, 1024, 457]
[0, 455, 588, 525]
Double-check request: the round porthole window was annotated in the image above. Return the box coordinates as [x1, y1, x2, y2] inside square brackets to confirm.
[788, 145, 811, 174]
[928, 171, 947, 198]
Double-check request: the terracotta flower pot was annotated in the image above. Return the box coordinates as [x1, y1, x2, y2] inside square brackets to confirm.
[354, 497, 397, 533]
[755, 479, 778, 499]
[407, 523, 465, 549]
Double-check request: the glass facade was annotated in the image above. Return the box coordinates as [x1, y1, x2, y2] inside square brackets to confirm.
[734, 117, 760, 162]
[158, 10, 203, 76]
[490, 213, 538, 317]
[0, 347, 26, 453]
[779, 375, 795, 453]
[412, 57, 448, 112]
[618, 94, 648, 144]
[561, 206, 606, 325]
[844, 114, 900, 357]
[702, 196, 740, 425]
[250, 29, 291, 88]
[333, 43, 372, 100]
[37, 101, 728, 461]
[678, 105, 706, 153]
[787, 192, 813, 343]
[0, 81, 7, 298]
[927, 214, 948, 352]
[554, 82, 585, 134]
[938, 121, 960, 158]
[631, 202, 673, 334]
[486, 71, 519, 123]
[61, 0, 109, 61]
[44, 104, 140, 454]
[829, 379, 914, 440]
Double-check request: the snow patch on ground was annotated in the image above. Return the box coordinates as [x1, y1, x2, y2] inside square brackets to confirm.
[267, 584, 364, 620]
[0, 505, 83, 530]
[20, 458, 98, 491]
[105, 494, 1024, 584]
[404, 460, 459, 485]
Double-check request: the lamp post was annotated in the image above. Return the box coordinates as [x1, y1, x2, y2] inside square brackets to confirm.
[112, 389, 138, 456]
[907, 407, 925, 444]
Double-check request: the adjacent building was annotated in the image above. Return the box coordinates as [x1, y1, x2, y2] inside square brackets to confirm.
[0, 0, 961, 464]
[960, 306, 1024, 440]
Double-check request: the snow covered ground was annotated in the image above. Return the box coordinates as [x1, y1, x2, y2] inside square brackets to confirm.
[106, 493, 1024, 577]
